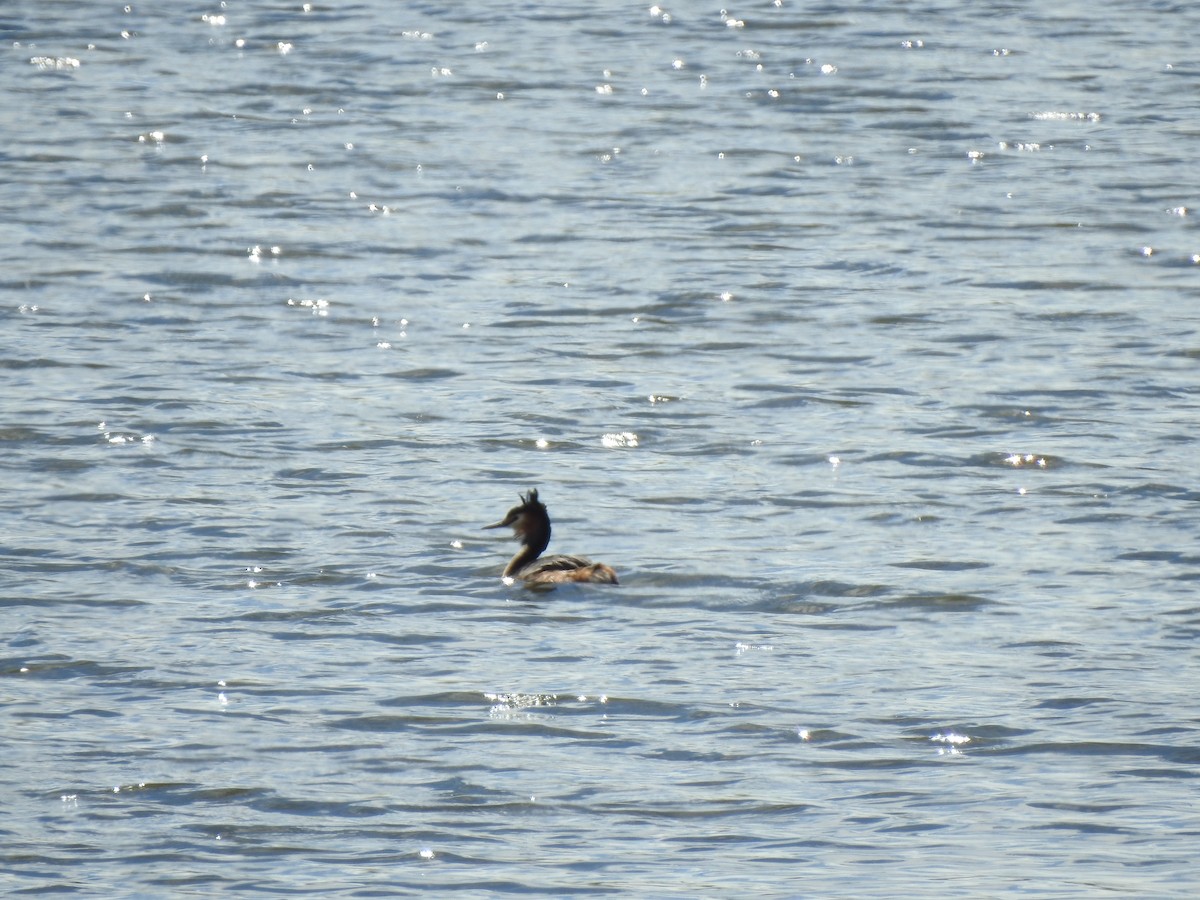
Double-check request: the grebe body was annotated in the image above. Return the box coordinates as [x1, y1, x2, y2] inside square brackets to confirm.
[483, 488, 618, 585]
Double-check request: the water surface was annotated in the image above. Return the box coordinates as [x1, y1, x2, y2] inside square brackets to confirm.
[3, 1, 1200, 895]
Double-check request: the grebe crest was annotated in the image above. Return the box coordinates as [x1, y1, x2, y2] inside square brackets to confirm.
[483, 488, 618, 586]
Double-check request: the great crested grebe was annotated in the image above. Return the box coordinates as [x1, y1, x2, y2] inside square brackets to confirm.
[483, 488, 618, 585]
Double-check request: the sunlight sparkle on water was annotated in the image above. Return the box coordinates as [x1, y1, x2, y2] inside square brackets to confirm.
[735, 642, 774, 655]
[487, 693, 557, 717]
[602, 432, 639, 448]
[1004, 453, 1046, 468]
[287, 297, 329, 316]
[1031, 110, 1100, 122]
[30, 56, 81, 70]
[930, 731, 971, 755]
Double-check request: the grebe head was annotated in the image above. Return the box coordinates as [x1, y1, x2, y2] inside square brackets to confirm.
[482, 488, 551, 547]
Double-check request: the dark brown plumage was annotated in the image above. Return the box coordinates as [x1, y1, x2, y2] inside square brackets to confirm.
[483, 488, 618, 585]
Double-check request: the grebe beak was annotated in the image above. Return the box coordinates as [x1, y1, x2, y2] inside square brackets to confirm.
[482, 511, 518, 530]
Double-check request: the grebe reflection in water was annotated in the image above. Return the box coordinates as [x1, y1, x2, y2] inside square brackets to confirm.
[483, 488, 618, 585]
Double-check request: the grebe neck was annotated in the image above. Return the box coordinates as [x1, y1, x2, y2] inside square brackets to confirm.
[505, 523, 550, 577]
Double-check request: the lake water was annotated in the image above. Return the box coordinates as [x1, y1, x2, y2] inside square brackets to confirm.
[4, 1, 1200, 895]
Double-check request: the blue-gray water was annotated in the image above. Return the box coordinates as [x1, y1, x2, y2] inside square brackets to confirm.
[4, 1, 1200, 895]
